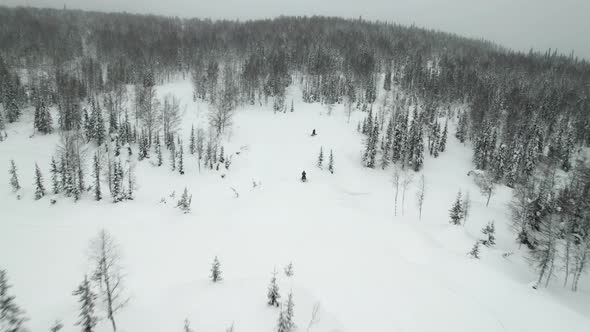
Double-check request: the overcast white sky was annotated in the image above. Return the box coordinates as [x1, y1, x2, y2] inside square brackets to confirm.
[2, 0, 589, 60]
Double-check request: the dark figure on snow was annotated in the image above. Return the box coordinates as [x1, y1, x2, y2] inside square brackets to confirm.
[301, 171, 307, 182]
[311, 129, 316, 136]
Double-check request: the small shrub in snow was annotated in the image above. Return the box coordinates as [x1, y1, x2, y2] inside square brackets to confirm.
[177, 187, 192, 213]
[50, 320, 64, 332]
[468, 241, 481, 259]
[284, 262, 294, 277]
[481, 221, 496, 247]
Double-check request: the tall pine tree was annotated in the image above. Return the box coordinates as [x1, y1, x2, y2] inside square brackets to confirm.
[34, 163, 46, 200]
[93, 152, 101, 201]
[9, 159, 20, 192]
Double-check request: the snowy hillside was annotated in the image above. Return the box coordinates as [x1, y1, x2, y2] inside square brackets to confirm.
[1, 79, 589, 332]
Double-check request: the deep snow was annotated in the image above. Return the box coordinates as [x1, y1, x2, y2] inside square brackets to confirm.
[1, 80, 589, 332]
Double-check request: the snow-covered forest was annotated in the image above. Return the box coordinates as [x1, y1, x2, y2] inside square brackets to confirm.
[1, 6, 590, 332]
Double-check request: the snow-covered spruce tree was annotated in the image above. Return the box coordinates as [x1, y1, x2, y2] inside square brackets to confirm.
[155, 133, 163, 167]
[177, 187, 192, 213]
[210, 256, 222, 282]
[284, 262, 294, 277]
[492, 143, 507, 182]
[5, 86, 21, 123]
[189, 125, 196, 155]
[111, 160, 124, 202]
[412, 125, 424, 171]
[428, 122, 439, 156]
[83, 108, 94, 142]
[267, 270, 281, 307]
[405, 115, 419, 168]
[50, 157, 61, 194]
[170, 138, 176, 171]
[126, 164, 134, 200]
[34, 101, 53, 134]
[481, 221, 496, 247]
[362, 124, 378, 168]
[391, 114, 407, 164]
[438, 120, 448, 153]
[93, 152, 101, 201]
[277, 292, 295, 332]
[106, 96, 119, 136]
[317, 147, 324, 169]
[468, 241, 480, 259]
[137, 131, 146, 161]
[449, 191, 463, 225]
[114, 137, 121, 157]
[9, 159, 20, 192]
[34, 162, 46, 200]
[0, 269, 28, 332]
[290, 99, 294, 112]
[328, 149, 334, 174]
[88, 230, 129, 332]
[72, 275, 97, 332]
[455, 111, 468, 143]
[178, 141, 184, 175]
[0, 109, 5, 132]
[381, 116, 394, 169]
[383, 69, 392, 91]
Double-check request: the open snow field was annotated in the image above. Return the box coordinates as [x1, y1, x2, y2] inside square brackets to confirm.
[1, 80, 589, 332]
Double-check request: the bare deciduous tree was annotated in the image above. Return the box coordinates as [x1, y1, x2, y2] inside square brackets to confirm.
[392, 165, 401, 216]
[88, 230, 129, 332]
[305, 302, 321, 332]
[416, 174, 426, 220]
[475, 171, 496, 207]
[462, 191, 471, 226]
[401, 168, 414, 216]
[159, 94, 182, 146]
[209, 64, 238, 136]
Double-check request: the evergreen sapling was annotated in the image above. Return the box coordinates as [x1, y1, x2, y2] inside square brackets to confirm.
[210, 256, 222, 282]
